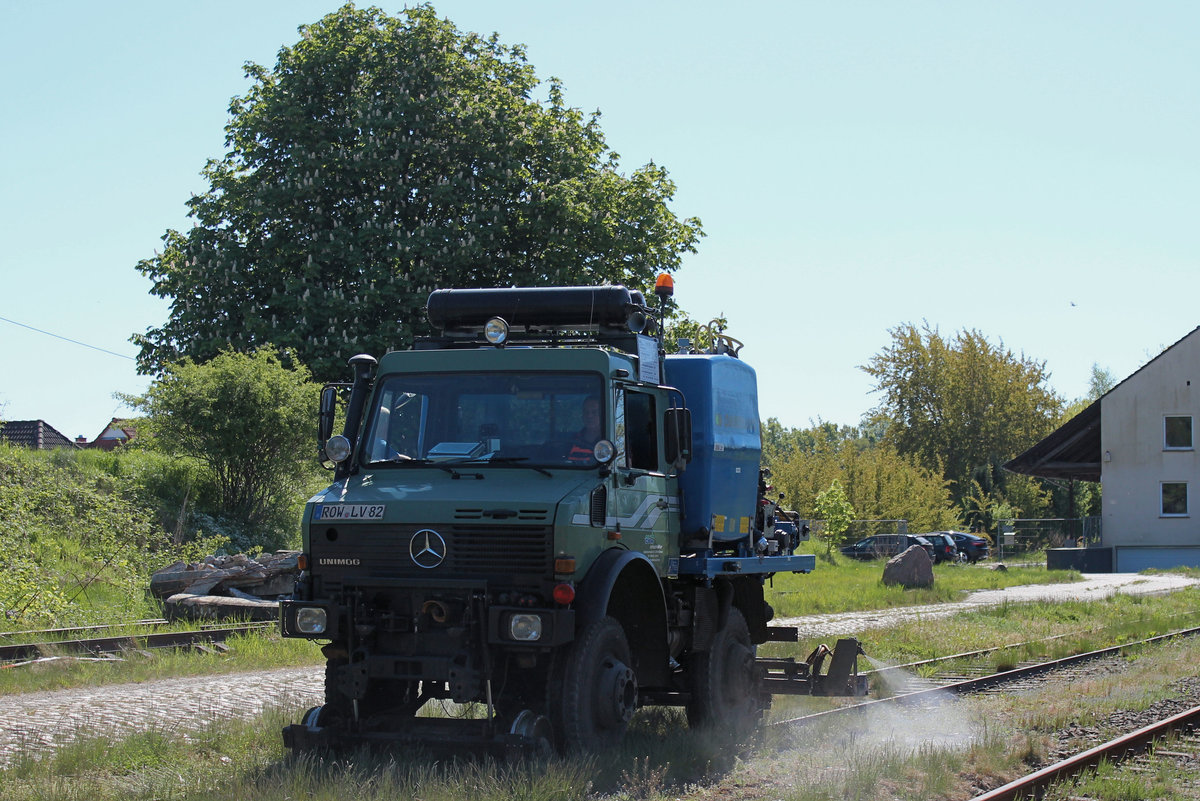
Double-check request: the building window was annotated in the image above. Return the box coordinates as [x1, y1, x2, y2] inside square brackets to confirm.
[1161, 482, 1188, 516]
[1164, 416, 1193, 449]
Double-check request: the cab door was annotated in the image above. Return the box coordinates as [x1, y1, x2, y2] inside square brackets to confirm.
[612, 387, 678, 575]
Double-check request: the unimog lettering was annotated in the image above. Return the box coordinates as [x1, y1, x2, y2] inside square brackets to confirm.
[280, 280, 867, 757]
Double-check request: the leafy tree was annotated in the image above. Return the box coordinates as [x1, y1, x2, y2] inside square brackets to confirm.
[962, 479, 1022, 535]
[813, 479, 854, 556]
[125, 348, 321, 549]
[765, 419, 960, 535]
[1062, 362, 1119, 421]
[133, 4, 702, 381]
[761, 418, 871, 466]
[663, 313, 731, 355]
[997, 472, 1052, 522]
[861, 322, 1063, 504]
[1087, 362, 1117, 400]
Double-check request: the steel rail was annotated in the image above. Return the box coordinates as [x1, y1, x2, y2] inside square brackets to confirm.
[772, 624, 1200, 728]
[0, 621, 275, 663]
[970, 704, 1200, 801]
[0, 619, 169, 641]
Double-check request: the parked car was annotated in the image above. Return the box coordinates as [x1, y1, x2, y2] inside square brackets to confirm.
[948, 531, 990, 563]
[840, 534, 935, 561]
[922, 532, 960, 564]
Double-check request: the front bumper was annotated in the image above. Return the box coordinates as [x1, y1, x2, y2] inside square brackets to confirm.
[280, 598, 574, 647]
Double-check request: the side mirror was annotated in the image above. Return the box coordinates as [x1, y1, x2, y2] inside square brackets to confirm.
[664, 408, 692, 467]
[318, 385, 340, 447]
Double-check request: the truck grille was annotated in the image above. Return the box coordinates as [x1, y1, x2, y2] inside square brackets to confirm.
[310, 522, 552, 593]
[452, 507, 550, 522]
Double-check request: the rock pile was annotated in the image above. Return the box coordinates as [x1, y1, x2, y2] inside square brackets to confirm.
[150, 551, 300, 621]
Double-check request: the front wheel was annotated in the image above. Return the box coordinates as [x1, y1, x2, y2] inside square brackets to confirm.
[551, 616, 638, 753]
[686, 607, 763, 733]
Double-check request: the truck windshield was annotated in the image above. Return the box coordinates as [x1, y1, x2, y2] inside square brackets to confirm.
[362, 372, 605, 468]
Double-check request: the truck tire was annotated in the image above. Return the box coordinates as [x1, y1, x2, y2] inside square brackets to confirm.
[553, 616, 638, 752]
[686, 607, 762, 732]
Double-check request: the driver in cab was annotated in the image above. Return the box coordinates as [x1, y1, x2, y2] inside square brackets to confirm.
[566, 396, 602, 464]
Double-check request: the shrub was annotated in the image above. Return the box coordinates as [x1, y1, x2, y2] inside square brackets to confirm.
[0, 443, 223, 626]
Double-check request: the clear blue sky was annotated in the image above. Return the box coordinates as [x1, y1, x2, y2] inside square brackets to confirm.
[2, 1, 1196, 440]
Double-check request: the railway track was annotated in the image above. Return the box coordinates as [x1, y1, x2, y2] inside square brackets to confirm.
[770, 623, 1200, 730]
[0, 619, 275, 664]
[766, 625, 1200, 800]
[973, 704, 1200, 800]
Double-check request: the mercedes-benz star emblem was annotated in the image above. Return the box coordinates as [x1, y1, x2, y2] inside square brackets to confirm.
[409, 529, 447, 569]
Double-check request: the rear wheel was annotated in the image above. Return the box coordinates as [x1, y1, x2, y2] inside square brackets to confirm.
[686, 607, 763, 733]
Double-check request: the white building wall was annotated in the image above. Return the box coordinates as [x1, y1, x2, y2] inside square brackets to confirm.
[1101, 328, 1200, 566]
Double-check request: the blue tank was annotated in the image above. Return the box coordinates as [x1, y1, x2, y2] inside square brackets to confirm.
[664, 354, 761, 543]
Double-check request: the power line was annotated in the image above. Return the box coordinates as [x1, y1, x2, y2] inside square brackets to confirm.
[0, 314, 136, 361]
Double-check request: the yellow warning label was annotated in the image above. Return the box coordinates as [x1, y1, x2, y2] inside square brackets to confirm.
[712, 514, 725, 532]
[740, 516, 750, 534]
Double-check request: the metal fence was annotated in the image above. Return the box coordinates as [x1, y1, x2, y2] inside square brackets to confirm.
[996, 517, 1102, 559]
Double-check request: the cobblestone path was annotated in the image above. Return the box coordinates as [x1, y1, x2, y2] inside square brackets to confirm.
[0, 666, 322, 764]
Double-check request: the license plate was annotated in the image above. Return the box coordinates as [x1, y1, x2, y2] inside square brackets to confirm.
[314, 503, 386, 521]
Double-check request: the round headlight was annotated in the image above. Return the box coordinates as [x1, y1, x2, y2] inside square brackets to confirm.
[508, 613, 543, 642]
[592, 439, 616, 465]
[296, 607, 328, 635]
[324, 434, 352, 463]
[484, 317, 509, 345]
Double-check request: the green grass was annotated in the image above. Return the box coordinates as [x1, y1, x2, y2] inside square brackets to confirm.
[855, 586, 1200, 664]
[0, 702, 732, 801]
[4, 591, 1200, 800]
[766, 547, 1081, 617]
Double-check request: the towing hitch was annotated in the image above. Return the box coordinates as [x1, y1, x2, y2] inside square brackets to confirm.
[758, 637, 870, 697]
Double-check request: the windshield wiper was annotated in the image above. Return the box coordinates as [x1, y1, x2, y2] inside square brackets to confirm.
[480, 456, 552, 477]
[377, 455, 552, 479]
[373, 457, 483, 479]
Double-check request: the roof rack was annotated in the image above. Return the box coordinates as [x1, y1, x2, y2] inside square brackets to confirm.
[418, 285, 655, 353]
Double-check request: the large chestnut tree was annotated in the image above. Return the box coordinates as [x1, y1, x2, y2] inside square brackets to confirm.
[134, 4, 701, 381]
